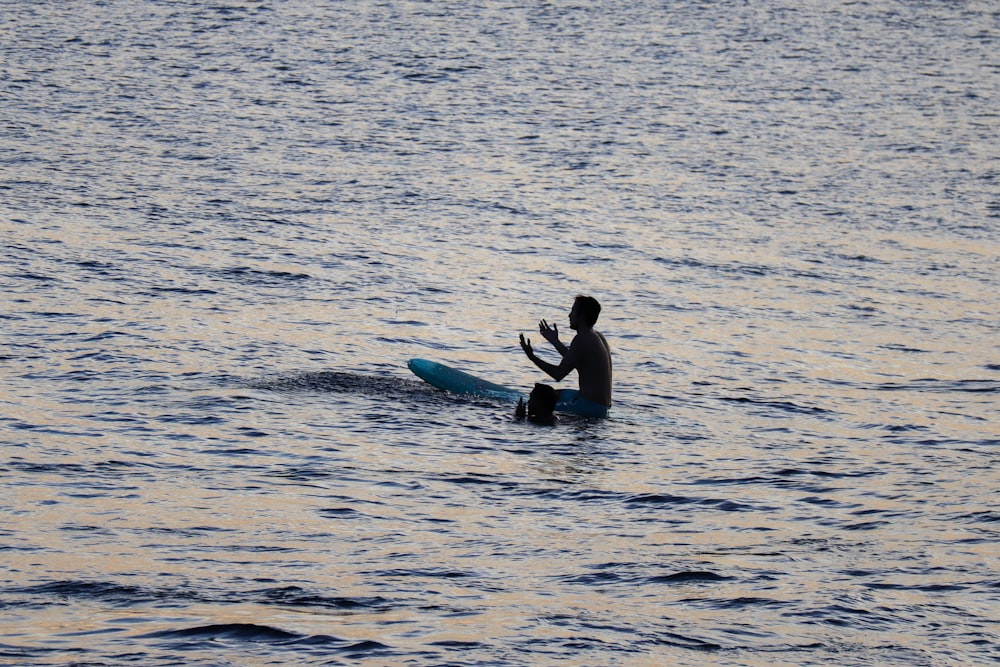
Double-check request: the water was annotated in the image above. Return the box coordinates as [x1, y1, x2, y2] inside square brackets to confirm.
[2, 1, 998, 665]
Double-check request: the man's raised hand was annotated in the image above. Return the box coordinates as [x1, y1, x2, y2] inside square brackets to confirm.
[539, 319, 560, 346]
[519, 333, 534, 359]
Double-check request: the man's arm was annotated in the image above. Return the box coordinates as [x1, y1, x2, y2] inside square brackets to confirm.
[520, 333, 575, 381]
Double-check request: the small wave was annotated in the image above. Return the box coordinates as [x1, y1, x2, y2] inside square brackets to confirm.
[251, 585, 390, 611]
[438, 472, 503, 486]
[625, 492, 693, 505]
[141, 623, 302, 642]
[626, 492, 771, 513]
[525, 487, 625, 504]
[719, 395, 834, 417]
[691, 596, 790, 609]
[774, 468, 878, 480]
[644, 630, 723, 652]
[952, 510, 1000, 524]
[557, 562, 734, 588]
[783, 603, 899, 631]
[560, 570, 625, 586]
[14, 580, 195, 607]
[372, 568, 474, 580]
[841, 520, 893, 531]
[870, 379, 1000, 394]
[429, 639, 485, 648]
[510, 487, 777, 514]
[9, 272, 59, 283]
[147, 286, 218, 296]
[653, 256, 774, 280]
[138, 623, 393, 654]
[13, 579, 391, 615]
[648, 571, 734, 584]
[317, 507, 364, 518]
[879, 343, 931, 353]
[213, 266, 312, 286]
[864, 581, 969, 593]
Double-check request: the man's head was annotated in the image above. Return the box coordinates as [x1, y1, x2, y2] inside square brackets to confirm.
[570, 295, 602, 330]
[528, 383, 558, 418]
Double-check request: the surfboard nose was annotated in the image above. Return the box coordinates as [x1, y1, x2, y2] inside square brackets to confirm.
[408, 358, 431, 375]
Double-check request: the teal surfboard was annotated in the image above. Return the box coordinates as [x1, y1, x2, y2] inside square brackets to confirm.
[407, 358, 609, 418]
[407, 358, 522, 401]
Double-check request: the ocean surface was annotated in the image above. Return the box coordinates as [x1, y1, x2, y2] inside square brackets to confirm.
[2, 1, 998, 665]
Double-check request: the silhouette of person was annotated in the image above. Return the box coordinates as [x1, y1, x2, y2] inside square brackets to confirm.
[519, 295, 611, 417]
[515, 383, 559, 425]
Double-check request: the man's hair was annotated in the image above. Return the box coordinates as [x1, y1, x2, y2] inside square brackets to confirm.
[574, 295, 602, 327]
[531, 383, 558, 414]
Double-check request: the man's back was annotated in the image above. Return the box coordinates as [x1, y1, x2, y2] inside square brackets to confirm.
[571, 328, 612, 407]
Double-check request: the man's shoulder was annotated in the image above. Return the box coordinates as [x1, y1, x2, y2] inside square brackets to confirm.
[573, 329, 609, 350]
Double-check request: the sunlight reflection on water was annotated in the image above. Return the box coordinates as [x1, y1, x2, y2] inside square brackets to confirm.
[1, 0, 998, 665]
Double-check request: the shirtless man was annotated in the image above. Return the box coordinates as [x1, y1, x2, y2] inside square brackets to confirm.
[519, 295, 612, 416]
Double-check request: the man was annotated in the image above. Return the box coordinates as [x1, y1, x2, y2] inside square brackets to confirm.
[519, 295, 612, 417]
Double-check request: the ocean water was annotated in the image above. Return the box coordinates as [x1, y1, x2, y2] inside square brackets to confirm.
[1, 1, 998, 665]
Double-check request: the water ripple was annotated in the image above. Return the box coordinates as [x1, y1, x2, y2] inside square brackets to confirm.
[1, 0, 997, 665]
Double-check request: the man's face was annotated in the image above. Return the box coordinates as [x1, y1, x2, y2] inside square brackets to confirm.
[569, 302, 580, 330]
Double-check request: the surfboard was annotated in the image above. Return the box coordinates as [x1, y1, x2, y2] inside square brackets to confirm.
[407, 358, 610, 418]
[407, 358, 522, 402]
